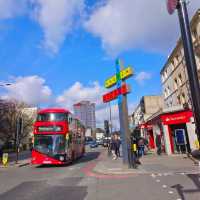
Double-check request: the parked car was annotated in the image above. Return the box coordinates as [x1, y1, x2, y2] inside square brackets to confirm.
[85, 137, 93, 145]
[90, 141, 98, 148]
[96, 139, 103, 146]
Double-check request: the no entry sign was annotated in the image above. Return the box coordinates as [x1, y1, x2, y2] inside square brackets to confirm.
[167, 0, 178, 15]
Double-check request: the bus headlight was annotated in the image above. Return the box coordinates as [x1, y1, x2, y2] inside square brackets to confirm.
[59, 156, 64, 161]
[54, 126, 62, 131]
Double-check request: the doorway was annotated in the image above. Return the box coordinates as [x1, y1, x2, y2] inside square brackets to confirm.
[169, 124, 191, 154]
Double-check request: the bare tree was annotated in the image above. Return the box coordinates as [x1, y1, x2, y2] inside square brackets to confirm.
[0, 100, 35, 149]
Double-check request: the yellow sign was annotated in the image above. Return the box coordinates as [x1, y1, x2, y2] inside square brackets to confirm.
[104, 67, 133, 88]
[132, 144, 137, 152]
[2, 153, 8, 166]
[195, 139, 199, 149]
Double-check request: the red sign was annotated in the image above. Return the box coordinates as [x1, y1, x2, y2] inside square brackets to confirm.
[103, 84, 130, 103]
[167, 0, 178, 15]
[161, 110, 193, 125]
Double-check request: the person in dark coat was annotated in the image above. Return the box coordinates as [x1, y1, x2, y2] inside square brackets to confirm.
[110, 136, 117, 160]
[156, 134, 162, 155]
[115, 135, 121, 157]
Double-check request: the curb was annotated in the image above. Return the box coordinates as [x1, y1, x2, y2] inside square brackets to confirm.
[187, 154, 200, 166]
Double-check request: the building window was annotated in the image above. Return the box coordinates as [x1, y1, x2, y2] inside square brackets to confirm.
[178, 73, 183, 86]
[177, 95, 181, 105]
[164, 89, 167, 98]
[181, 93, 186, 104]
[161, 74, 165, 82]
[164, 71, 167, 79]
[167, 86, 171, 96]
[171, 62, 175, 71]
[174, 78, 178, 90]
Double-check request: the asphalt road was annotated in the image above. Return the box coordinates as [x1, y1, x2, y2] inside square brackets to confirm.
[0, 147, 200, 200]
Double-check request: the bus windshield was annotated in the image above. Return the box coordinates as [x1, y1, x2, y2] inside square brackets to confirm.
[37, 113, 67, 122]
[34, 135, 65, 155]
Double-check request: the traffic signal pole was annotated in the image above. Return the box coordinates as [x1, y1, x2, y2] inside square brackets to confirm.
[177, 0, 200, 148]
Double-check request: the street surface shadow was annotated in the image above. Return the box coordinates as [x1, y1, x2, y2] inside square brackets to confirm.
[171, 173, 200, 200]
[74, 151, 100, 165]
[0, 177, 87, 200]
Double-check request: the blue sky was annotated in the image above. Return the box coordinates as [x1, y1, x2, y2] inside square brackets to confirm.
[0, 0, 200, 128]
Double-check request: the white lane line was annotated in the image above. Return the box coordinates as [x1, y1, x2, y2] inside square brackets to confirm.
[176, 198, 182, 200]
[168, 191, 174, 194]
[162, 185, 167, 188]
[156, 179, 160, 183]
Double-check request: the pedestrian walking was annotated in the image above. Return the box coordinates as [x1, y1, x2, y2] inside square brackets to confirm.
[115, 135, 121, 158]
[156, 134, 162, 155]
[110, 136, 117, 160]
[138, 137, 145, 157]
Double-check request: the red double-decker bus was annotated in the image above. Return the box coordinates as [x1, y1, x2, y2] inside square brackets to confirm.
[32, 108, 85, 165]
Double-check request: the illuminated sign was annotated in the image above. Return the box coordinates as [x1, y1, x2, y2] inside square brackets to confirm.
[103, 84, 131, 103]
[104, 67, 133, 88]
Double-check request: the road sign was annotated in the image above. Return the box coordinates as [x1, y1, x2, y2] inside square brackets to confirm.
[102, 84, 131, 103]
[167, 0, 178, 15]
[104, 67, 133, 88]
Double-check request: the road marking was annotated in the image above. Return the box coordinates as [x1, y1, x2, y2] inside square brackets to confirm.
[156, 179, 160, 182]
[162, 185, 167, 188]
[176, 199, 182, 200]
[168, 191, 174, 194]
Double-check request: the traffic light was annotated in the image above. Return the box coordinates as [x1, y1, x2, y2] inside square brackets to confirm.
[104, 120, 110, 136]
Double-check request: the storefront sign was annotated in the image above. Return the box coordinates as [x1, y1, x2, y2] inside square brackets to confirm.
[161, 110, 193, 125]
[102, 84, 131, 103]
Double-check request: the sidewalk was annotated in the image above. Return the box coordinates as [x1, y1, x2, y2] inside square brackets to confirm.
[93, 149, 200, 175]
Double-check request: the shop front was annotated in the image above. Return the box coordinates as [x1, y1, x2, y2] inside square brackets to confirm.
[160, 110, 193, 154]
[145, 109, 197, 155]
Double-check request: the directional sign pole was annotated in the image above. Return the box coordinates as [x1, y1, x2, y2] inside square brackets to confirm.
[116, 59, 131, 165]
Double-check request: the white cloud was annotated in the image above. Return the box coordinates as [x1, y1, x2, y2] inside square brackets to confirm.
[84, 0, 200, 55]
[0, 0, 27, 19]
[56, 81, 106, 111]
[135, 71, 152, 85]
[2, 75, 52, 106]
[31, 0, 84, 53]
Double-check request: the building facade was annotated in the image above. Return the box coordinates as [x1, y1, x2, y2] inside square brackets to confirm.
[131, 96, 163, 149]
[144, 9, 200, 155]
[161, 9, 200, 109]
[73, 101, 96, 130]
[132, 95, 164, 127]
